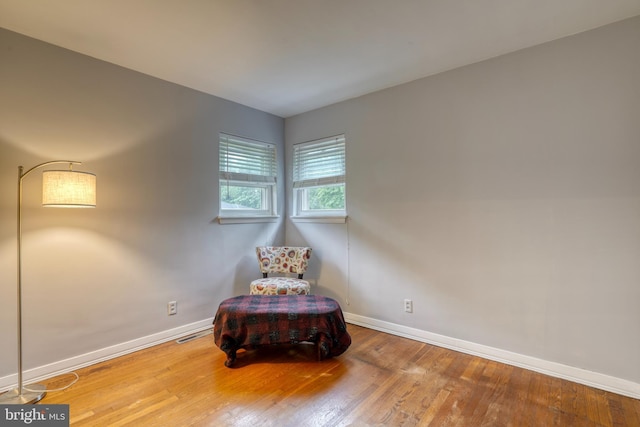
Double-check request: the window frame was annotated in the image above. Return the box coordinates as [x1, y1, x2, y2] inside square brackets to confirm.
[218, 133, 278, 223]
[292, 135, 347, 222]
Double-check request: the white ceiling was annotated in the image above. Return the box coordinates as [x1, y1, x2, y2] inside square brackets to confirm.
[1, 1, 639, 118]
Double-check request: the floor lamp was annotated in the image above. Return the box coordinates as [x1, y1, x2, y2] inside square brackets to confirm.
[0, 161, 96, 405]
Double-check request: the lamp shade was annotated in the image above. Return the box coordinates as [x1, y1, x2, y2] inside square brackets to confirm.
[42, 170, 96, 207]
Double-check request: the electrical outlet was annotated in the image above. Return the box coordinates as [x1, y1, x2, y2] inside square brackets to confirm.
[404, 299, 413, 313]
[168, 301, 177, 316]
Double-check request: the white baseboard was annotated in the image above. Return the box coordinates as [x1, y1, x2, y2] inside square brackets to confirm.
[3, 314, 638, 400]
[0, 318, 215, 392]
[344, 312, 640, 399]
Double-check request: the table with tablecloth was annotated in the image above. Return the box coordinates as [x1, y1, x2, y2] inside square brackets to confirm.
[213, 294, 351, 367]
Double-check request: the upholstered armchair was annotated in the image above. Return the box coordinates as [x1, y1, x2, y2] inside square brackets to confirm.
[250, 246, 312, 295]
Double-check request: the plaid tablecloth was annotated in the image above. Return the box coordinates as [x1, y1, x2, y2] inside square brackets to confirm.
[213, 295, 351, 366]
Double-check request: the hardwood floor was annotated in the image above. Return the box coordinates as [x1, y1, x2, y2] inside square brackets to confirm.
[40, 325, 640, 426]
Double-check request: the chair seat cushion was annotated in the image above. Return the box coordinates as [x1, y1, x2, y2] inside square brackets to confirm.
[250, 278, 311, 295]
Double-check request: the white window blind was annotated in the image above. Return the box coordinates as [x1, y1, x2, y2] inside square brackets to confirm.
[219, 133, 277, 183]
[293, 135, 345, 188]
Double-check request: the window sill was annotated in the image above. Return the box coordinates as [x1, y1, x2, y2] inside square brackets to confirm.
[290, 215, 348, 224]
[217, 216, 279, 224]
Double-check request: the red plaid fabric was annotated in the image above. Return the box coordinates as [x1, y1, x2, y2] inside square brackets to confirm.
[213, 295, 351, 365]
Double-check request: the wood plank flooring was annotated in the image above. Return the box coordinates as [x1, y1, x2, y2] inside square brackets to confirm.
[39, 325, 640, 426]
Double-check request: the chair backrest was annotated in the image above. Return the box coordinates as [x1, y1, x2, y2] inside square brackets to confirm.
[256, 246, 312, 279]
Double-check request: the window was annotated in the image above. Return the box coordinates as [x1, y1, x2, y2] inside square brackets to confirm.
[293, 135, 346, 220]
[219, 133, 277, 221]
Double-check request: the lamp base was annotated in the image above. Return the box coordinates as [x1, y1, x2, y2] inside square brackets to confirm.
[0, 384, 46, 404]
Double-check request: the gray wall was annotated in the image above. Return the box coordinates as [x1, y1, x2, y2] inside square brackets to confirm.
[2, 15, 639, 392]
[286, 16, 640, 385]
[0, 28, 284, 375]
